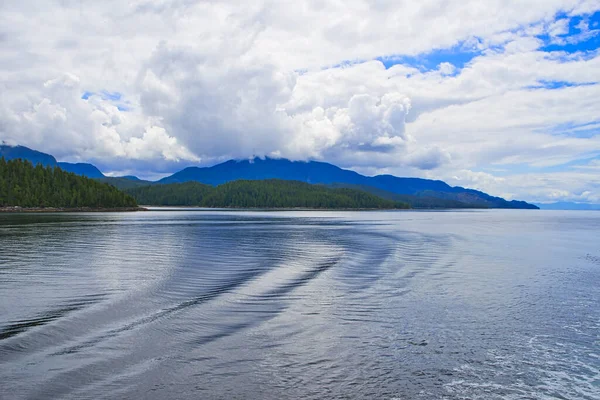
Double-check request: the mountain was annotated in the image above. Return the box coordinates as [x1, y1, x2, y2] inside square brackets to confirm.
[0, 144, 106, 178]
[159, 157, 538, 209]
[125, 180, 410, 209]
[58, 162, 105, 178]
[326, 183, 485, 209]
[1, 145, 538, 209]
[536, 202, 600, 210]
[98, 177, 154, 190]
[0, 144, 58, 167]
[0, 158, 138, 209]
[0, 145, 152, 187]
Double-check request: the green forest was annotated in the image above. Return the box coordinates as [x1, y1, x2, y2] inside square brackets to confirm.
[0, 158, 411, 210]
[126, 180, 410, 209]
[0, 158, 138, 208]
[326, 183, 486, 209]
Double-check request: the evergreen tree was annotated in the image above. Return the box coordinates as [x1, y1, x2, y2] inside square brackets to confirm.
[0, 157, 138, 208]
[125, 179, 410, 209]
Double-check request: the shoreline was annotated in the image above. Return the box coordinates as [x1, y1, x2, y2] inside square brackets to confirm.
[1, 206, 541, 212]
[0, 206, 148, 213]
[142, 205, 410, 211]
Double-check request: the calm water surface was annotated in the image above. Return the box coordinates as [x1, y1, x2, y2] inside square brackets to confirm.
[0, 210, 599, 399]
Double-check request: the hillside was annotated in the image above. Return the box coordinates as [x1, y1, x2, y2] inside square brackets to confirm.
[326, 183, 486, 209]
[159, 157, 538, 209]
[58, 162, 105, 178]
[0, 144, 538, 209]
[126, 182, 213, 206]
[97, 176, 154, 190]
[0, 144, 58, 167]
[126, 180, 410, 209]
[0, 158, 138, 209]
[1, 144, 106, 178]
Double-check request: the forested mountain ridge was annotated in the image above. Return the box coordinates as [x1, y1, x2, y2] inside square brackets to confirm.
[0, 144, 539, 209]
[159, 157, 539, 209]
[325, 183, 487, 209]
[1, 144, 145, 184]
[126, 182, 213, 206]
[126, 180, 411, 209]
[0, 158, 138, 209]
[97, 177, 154, 190]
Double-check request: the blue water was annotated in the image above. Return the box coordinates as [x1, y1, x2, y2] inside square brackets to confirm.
[0, 210, 599, 399]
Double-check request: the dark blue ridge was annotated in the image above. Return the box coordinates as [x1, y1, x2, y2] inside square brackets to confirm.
[58, 162, 105, 178]
[0, 144, 58, 167]
[0, 144, 105, 178]
[119, 175, 141, 181]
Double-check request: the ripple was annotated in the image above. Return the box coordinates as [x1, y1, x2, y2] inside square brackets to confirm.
[1, 210, 599, 399]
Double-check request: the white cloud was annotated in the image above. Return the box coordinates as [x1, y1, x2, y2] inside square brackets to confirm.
[445, 168, 600, 204]
[0, 0, 599, 200]
[438, 62, 457, 76]
[0, 71, 196, 167]
[547, 18, 571, 37]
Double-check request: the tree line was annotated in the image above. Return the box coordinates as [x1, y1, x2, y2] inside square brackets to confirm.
[125, 179, 410, 209]
[0, 158, 138, 208]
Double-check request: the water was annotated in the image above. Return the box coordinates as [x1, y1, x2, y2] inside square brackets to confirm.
[0, 210, 599, 399]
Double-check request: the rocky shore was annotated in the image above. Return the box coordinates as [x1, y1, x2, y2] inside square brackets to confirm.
[0, 206, 147, 213]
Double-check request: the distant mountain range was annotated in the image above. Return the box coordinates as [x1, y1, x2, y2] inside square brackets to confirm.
[0, 143, 540, 209]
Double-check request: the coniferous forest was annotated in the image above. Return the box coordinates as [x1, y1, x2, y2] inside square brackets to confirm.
[125, 179, 410, 209]
[0, 158, 138, 208]
[0, 157, 409, 210]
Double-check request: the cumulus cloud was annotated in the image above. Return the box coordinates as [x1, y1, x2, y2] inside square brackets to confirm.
[0, 0, 599, 200]
[444, 168, 600, 204]
[0, 70, 197, 176]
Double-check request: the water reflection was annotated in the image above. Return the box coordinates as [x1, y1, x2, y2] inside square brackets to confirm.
[0, 210, 599, 399]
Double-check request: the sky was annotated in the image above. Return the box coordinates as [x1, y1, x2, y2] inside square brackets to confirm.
[1, 0, 599, 203]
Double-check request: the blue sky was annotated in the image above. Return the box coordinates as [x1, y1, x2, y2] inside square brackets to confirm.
[380, 11, 600, 72]
[82, 91, 131, 111]
[540, 10, 600, 52]
[366, 10, 600, 184]
[376, 43, 481, 73]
